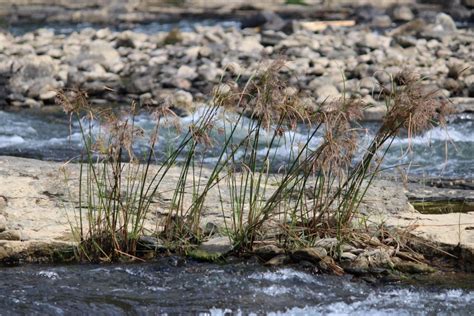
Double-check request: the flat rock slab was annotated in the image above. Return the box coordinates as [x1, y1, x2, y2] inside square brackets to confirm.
[0, 156, 473, 266]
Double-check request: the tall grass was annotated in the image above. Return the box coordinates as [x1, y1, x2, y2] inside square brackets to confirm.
[58, 63, 449, 262]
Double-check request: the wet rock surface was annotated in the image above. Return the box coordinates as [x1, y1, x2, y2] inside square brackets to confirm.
[0, 156, 472, 271]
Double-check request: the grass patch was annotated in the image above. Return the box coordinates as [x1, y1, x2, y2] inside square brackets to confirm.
[57, 62, 450, 262]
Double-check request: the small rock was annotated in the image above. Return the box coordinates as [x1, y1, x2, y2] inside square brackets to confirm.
[265, 254, 290, 266]
[39, 91, 57, 101]
[372, 15, 392, 28]
[315, 84, 340, 103]
[340, 252, 357, 261]
[318, 256, 344, 275]
[395, 262, 436, 274]
[137, 236, 166, 252]
[0, 215, 7, 232]
[291, 247, 327, 263]
[0, 229, 21, 241]
[392, 6, 415, 22]
[435, 13, 457, 33]
[198, 236, 233, 255]
[173, 90, 193, 109]
[464, 75, 474, 97]
[254, 244, 285, 261]
[177, 65, 198, 80]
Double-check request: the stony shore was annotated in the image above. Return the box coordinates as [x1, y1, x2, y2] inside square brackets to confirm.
[0, 156, 472, 273]
[0, 2, 473, 119]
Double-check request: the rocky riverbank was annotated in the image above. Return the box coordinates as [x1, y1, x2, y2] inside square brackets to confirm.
[0, 156, 473, 275]
[0, 2, 473, 119]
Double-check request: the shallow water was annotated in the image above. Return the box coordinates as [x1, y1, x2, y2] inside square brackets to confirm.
[0, 260, 473, 315]
[0, 108, 473, 179]
[6, 20, 241, 36]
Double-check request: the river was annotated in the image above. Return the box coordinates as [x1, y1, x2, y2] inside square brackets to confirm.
[1, 259, 473, 315]
[0, 108, 473, 179]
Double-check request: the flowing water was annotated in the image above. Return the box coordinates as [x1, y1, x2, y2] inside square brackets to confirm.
[1, 260, 473, 315]
[0, 108, 473, 179]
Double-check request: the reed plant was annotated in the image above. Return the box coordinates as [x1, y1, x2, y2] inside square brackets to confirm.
[58, 63, 449, 262]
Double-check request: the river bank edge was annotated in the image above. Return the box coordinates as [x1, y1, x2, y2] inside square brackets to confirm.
[0, 156, 473, 285]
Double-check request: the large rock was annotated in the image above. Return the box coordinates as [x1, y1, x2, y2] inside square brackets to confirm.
[9, 55, 62, 99]
[67, 40, 123, 72]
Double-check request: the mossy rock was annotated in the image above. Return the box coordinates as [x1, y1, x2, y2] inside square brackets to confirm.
[411, 200, 474, 214]
[187, 249, 223, 262]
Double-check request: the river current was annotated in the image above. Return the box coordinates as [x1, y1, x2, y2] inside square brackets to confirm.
[1, 260, 473, 315]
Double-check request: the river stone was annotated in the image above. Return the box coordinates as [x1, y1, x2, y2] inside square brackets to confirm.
[265, 254, 290, 266]
[318, 256, 344, 275]
[197, 236, 232, 256]
[395, 262, 436, 274]
[340, 252, 357, 261]
[291, 247, 327, 263]
[176, 65, 198, 80]
[0, 230, 21, 241]
[465, 75, 474, 97]
[392, 6, 414, 22]
[315, 84, 340, 103]
[254, 244, 285, 261]
[434, 13, 457, 33]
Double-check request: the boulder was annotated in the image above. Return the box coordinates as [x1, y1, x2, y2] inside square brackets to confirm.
[9, 55, 61, 99]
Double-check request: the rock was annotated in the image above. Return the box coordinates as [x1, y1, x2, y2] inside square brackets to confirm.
[465, 75, 474, 97]
[9, 55, 61, 98]
[173, 90, 193, 110]
[362, 104, 386, 121]
[340, 252, 357, 261]
[314, 238, 338, 251]
[463, 0, 474, 7]
[315, 84, 340, 103]
[238, 36, 264, 54]
[0, 215, 7, 232]
[131, 75, 155, 94]
[434, 13, 457, 33]
[392, 6, 414, 22]
[372, 15, 392, 28]
[198, 62, 222, 82]
[360, 33, 391, 50]
[0, 230, 21, 241]
[254, 244, 285, 261]
[291, 247, 327, 263]
[265, 254, 290, 266]
[190, 236, 232, 261]
[176, 65, 198, 80]
[199, 236, 232, 255]
[137, 236, 166, 252]
[68, 40, 122, 72]
[395, 261, 436, 274]
[39, 90, 57, 101]
[318, 256, 344, 275]
[241, 10, 286, 32]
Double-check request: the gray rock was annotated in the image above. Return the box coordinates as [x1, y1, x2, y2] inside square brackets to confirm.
[435, 13, 457, 33]
[198, 236, 233, 255]
[265, 254, 290, 266]
[173, 90, 193, 110]
[340, 252, 357, 261]
[372, 15, 392, 28]
[291, 247, 327, 263]
[254, 244, 285, 261]
[392, 6, 414, 22]
[176, 65, 198, 80]
[315, 84, 340, 103]
[465, 75, 474, 97]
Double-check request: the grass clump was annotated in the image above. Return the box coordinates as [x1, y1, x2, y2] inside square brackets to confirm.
[58, 62, 450, 263]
